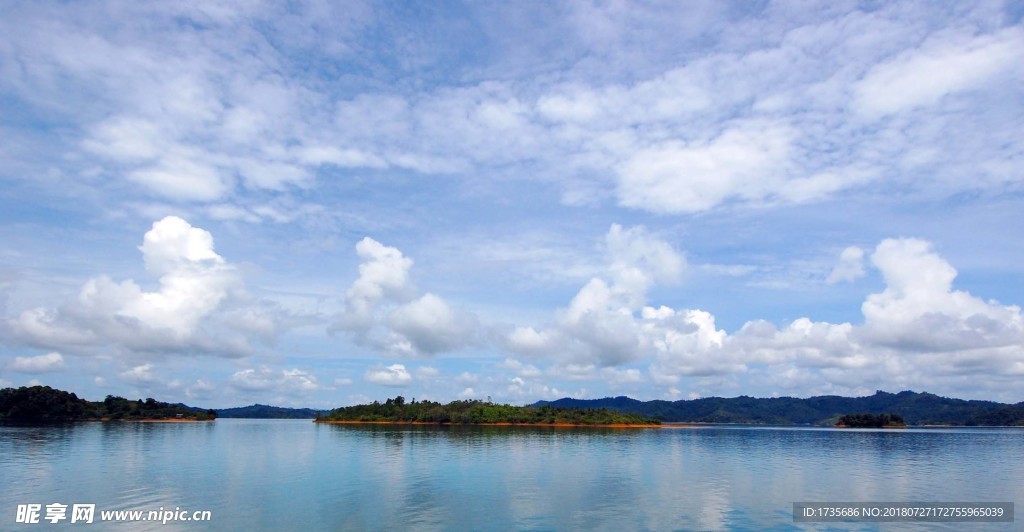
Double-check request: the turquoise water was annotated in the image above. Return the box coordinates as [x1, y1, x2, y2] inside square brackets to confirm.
[1, 420, 1021, 530]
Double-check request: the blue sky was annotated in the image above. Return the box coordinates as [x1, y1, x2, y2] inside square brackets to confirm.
[1, 1, 1023, 407]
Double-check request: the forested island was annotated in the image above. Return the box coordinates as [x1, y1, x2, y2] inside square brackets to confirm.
[536, 390, 1024, 426]
[316, 396, 660, 426]
[835, 413, 906, 428]
[0, 386, 216, 421]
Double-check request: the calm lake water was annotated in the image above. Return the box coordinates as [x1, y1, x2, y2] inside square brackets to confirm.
[1, 419, 1021, 530]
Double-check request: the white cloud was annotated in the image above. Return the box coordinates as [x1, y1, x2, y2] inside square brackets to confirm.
[186, 378, 215, 400]
[338, 237, 415, 332]
[8, 352, 65, 373]
[6, 6, 364, 205]
[605, 224, 685, 300]
[228, 368, 277, 392]
[457, 387, 477, 400]
[536, 66, 711, 127]
[859, 238, 1024, 353]
[120, 364, 159, 385]
[4, 217, 291, 358]
[335, 238, 478, 356]
[649, 238, 1024, 392]
[230, 367, 320, 395]
[550, 363, 597, 381]
[126, 158, 230, 202]
[495, 358, 541, 379]
[854, 27, 1024, 117]
[1, 3, 1022, 403]
[507, 224, 686, 367]
[388, 294, 478, 356]
[505, 327, 560, 359]
[507, 232, 1024, 397]
[455, 371, 479, 385]
[415, 366, 440, 379]
[616, 121, 796, 214]
[1, 3, 1020, 223]
[645, 307, 735, 383]
[364, 364, 412, 387]
[826, 246, 865, 284]
[601, 367, 644, 385]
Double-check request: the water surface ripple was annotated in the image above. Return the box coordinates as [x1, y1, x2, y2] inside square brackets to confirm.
[1, 421, 1020, 530]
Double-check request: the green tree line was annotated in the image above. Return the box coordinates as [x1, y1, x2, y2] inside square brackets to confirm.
[317, 396, 659, 425]
[836, 413, 905, 428]
[536, 390, 1024, 426]
[0, 386, 216, 421]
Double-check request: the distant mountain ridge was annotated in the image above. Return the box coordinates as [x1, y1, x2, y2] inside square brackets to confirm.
[533, 391, 1024, 426]
[215, 404, 325, 419]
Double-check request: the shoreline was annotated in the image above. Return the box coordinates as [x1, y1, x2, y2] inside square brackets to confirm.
[834, 424, 906, 429]
[314, 420, 661, 428]
[82, 417, 215, 423]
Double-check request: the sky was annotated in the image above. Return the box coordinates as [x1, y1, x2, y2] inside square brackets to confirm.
[1, 1, 1023, 408]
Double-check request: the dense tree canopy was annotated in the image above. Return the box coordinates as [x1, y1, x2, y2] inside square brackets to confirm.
[317, 397, 659, 425]
[836, 413, 905, 428]
[0, 386, 215, 421]
[536, 391, 1024, 426]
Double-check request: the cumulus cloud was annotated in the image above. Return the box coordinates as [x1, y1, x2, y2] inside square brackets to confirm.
[508, 232, 1024, 398]
[8, 352, 66, 373]
[388, 294, 479, 355]
[826, 246, 865, 284]
[338, 237, 415, 332]
[334, 238, 478, 356]
[605, 224, 685, 299]
[859, 238, 1024, 353]
[3, 217, 292, 358]
[505, 327, 560, 359]
[364, 364, 412, 387]
[506, 224, 685, 367]
[645, 307, 735, 384]
[653, 239, 1024, 395]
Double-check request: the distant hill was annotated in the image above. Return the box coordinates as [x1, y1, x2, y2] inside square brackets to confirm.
[534, 391, 1024, 426]
[216, 404, 325, 419]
